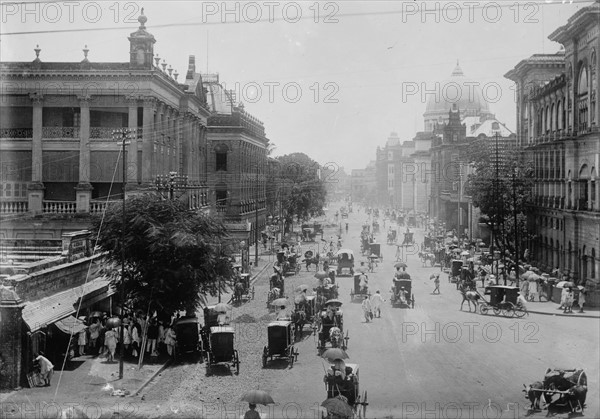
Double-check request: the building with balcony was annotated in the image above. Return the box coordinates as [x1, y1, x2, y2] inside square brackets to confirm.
[0, 11, 210, 240]
[505, 1, 599, 285]
[200, 73, 269, 242]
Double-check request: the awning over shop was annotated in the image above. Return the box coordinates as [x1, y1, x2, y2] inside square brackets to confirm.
[55, 315, 87, 335]
[22, 276, 114, 332]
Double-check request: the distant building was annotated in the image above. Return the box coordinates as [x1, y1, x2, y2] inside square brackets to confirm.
[505, 1, 600, 286]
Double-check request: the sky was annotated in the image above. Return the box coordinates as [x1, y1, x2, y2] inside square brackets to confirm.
[0, 0, 590, 172]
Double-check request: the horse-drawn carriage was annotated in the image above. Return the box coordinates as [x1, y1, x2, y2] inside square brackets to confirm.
[350, 273, 371, 301]
[317, 302, 348, 350]
[401, 231, 414, 246]
[231, 273, 254, 303]
[449, 259, 463, 285]
[391, 278, 414, 308]
[173, 316, 203, 362]
[387, 229, 397, 245]
[262, 320, 298, 367]
[276, 251, 301, 276]
[369, 243, 382, 261]
[315, 283, 339, 301]
[204, 326, 240, 375]
[303, 250, 321, 271]
[523, 368, 588, 415]
[323, 362, 368, 418]
[335, 249, 355, 276]
[479, 285, 527, 317]
[267, 268, 285, 308]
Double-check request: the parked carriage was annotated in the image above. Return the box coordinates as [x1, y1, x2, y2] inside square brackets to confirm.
[262, 320, 298, 367]
[335, 249, 355, 276]
[204, 326, 240, 375]
[173, 316, 203, 361]
[317, 307, 348, 350]
[350, 273, 371, 301]
[276, 251, 301, 276]
[390, 278, 414, 308]
[323, 363, 368, 418]
[479, 285, 527, 317]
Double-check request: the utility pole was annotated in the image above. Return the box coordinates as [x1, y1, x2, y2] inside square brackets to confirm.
[113, 128, 133, 380]
[255, 162, 259, 266]
[513, 170, 520, 286]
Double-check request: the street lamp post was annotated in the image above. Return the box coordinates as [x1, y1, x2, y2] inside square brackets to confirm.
[112, 128, 133, 380]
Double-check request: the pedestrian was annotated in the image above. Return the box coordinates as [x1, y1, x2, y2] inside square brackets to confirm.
[131, 321, 141, 358]
[77, 327, 87, 357]
[520, 278, 530, 300]
[104, 327, 118, 362]
[559, 286, 569, 310]
[158, 320, 166, 354]
[34, 353, 54, 387]
[516, 292, 528, 311]
[164, 324, 177, 358]
[370, 290, 384, 318]
[146, 318, 159, 357]
[243, 403, 261, 419]
[88, 318, 100, 355]
[578, 287, 586, 313]
[361, 295, 372, 322]
[564, 287, 574, 313]
[121, 320, 132, 356]
[508, 267, 517, 286]
[359, 273, 368, 294]
[431, 274, 440, 294]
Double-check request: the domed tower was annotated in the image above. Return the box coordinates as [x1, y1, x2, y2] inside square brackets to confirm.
[423, 61, 494, 132]
[128, 9, 156, 69]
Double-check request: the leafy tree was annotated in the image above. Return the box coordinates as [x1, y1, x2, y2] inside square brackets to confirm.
[276, 153, 327, 230]
[92, 194, 234, 316]
[464, 139, 534, 258]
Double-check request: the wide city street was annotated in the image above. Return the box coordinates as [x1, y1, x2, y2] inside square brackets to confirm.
[133, 206, 599, 419]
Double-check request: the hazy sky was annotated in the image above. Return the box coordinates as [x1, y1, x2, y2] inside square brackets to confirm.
[1, 1, 588, 171]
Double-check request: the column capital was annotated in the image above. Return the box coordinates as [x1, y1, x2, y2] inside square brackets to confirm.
[29, 92, 44, 104]
[126, 95, 140, 106]
[77, 94, 93, 105]
[142, 96, 157, 108]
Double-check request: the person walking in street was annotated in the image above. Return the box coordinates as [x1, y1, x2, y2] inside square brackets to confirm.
[370, 290, 385, 318]
[559, 286, 569, 310]
[243, 403, 262, 419]
[88, 318, 100, 355]
[77, 327, 87, 357]
[578, 287, 586, 313]
[147, 318, 159, 357]
[361, 295, 372, 322]
[131, 320, 141, 358]
[164, 324, 177, 358]
[34, 353, 54, 387]
[431, 274, 441, 294]
[563, 287, 574, 313]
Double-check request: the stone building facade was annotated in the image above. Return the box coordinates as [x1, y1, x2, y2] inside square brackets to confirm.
[505, 1, 600, 286]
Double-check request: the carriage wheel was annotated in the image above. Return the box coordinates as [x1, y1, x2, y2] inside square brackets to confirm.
[514, 306, 527, 318]
[492, 306, 501, 316]
[411, 295, 415, 309]
[577, 371, 587, 386]
[234, 350, 240, 375]
[362, 391, 368, 418]
[502, 304, 515, 318]
[480, 305, 489, 315]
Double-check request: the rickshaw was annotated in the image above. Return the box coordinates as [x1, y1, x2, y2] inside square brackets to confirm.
[479, 285, 526, 317]
[523, 368, 588, 415]
[335, 249, 355, 276]
[205, 326, 240, 375]
[350, 273, 371, 301]
[391, 279, 414, 308]
[449, 259, 463, 285]
[323, 363, 368, 418]
[232, 273, 254, 303]
[369, 243, 382, 261]
[262, 320, 298, 367]
[173, 316, 203, 362]
[387, 229, 397, 245]
[318, 306, 348, 350]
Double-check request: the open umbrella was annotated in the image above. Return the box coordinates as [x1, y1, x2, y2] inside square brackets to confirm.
[294, 294, 307, 304]
[295, 284, 309, 293]
[240, 390, 275, 405]
[321, 397, 354, 418]
[325, 299, 343, 307]
[315, 271, 329, 279]
[556, 281, 575, 288]
[105, 317, 121, 328]
[369, 254, 379, 259]
[460, 251, 470, 256]
[394, 262, 407, 269]
[321, 348, 349, 363]
[356, 266, 368, 274]
[270, 298, 289, 307]
[214, 303, 231, 313]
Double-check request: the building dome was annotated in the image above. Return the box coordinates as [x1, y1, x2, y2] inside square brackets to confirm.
[423, 62, 493, 132]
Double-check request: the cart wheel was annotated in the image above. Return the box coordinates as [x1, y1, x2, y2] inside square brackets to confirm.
[492, 306, 501, 316]
[513, 307, 527, 318]
[289, 346, 294, 367]
[362, 390, 368, 418]
[480, 305, 489, 315]
[234, 350, 240, 375]
[502, 304, 515, 318]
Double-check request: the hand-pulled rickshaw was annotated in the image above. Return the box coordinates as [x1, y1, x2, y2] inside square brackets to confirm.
[391, 278, 414, 308]
[323, 362, 368, 418]
[335, 249, 355, 276]
[318, 304, 348, 350]
[523, 368, 587, 415]
[204, 326, 240, 376]
[350, 273, 371, 301]
[262, 320, 298, 367]
[369, 243, 382, 263]
[276, 251, 301, 276]
[232, 272, 254, 304]
[480, 285, 527, 317]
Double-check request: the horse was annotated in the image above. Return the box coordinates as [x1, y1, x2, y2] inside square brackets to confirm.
[418, 252, 436, 267]
[233, 281, 245, 304]
[303, 253, 320, 271]
[266, 287, 280, 309]
[459, 286, 481, 312]
[270, 270, 283, 293]
[291, 308, 307, 339]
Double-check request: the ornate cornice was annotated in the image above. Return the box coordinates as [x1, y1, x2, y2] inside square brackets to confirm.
[28, 92, 43, 104]
[77, 94, 92, 105]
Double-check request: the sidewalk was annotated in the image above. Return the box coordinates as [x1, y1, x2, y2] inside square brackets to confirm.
[0, 353, 169, 417]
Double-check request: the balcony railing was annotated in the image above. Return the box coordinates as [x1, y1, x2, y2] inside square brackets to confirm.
[0, 201, 28, 213]
[90, 127, 122, 139]
[0, 128, 33, 138]
[42, 127, 80, 138]
[43, 200, 77, 214]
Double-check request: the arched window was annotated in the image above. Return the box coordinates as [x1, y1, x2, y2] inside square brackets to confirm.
[578, 66, 588, 94]
[551, 103, 555, 132]
[545, 106, 551, 133]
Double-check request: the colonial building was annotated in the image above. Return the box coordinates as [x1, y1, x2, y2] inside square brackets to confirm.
[351, 161, 377, 204]
[505, 0, 600, 287]
[199, 71, 269, 244]
[0, 11, 210, 241]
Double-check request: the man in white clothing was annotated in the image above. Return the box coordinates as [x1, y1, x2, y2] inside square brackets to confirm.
[370, 290, 384, 318]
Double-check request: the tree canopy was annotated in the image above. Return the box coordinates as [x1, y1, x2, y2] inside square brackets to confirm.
[276, 153, 327, 224]
[92, 194, 234, 316]
[464, 139, 534, 256]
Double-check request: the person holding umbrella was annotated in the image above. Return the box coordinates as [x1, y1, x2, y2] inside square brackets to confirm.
[240, 390, 274, 419]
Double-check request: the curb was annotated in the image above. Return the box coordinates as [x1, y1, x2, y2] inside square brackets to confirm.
[527, 310, 600, 319]
[131, 358, 172, 397]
